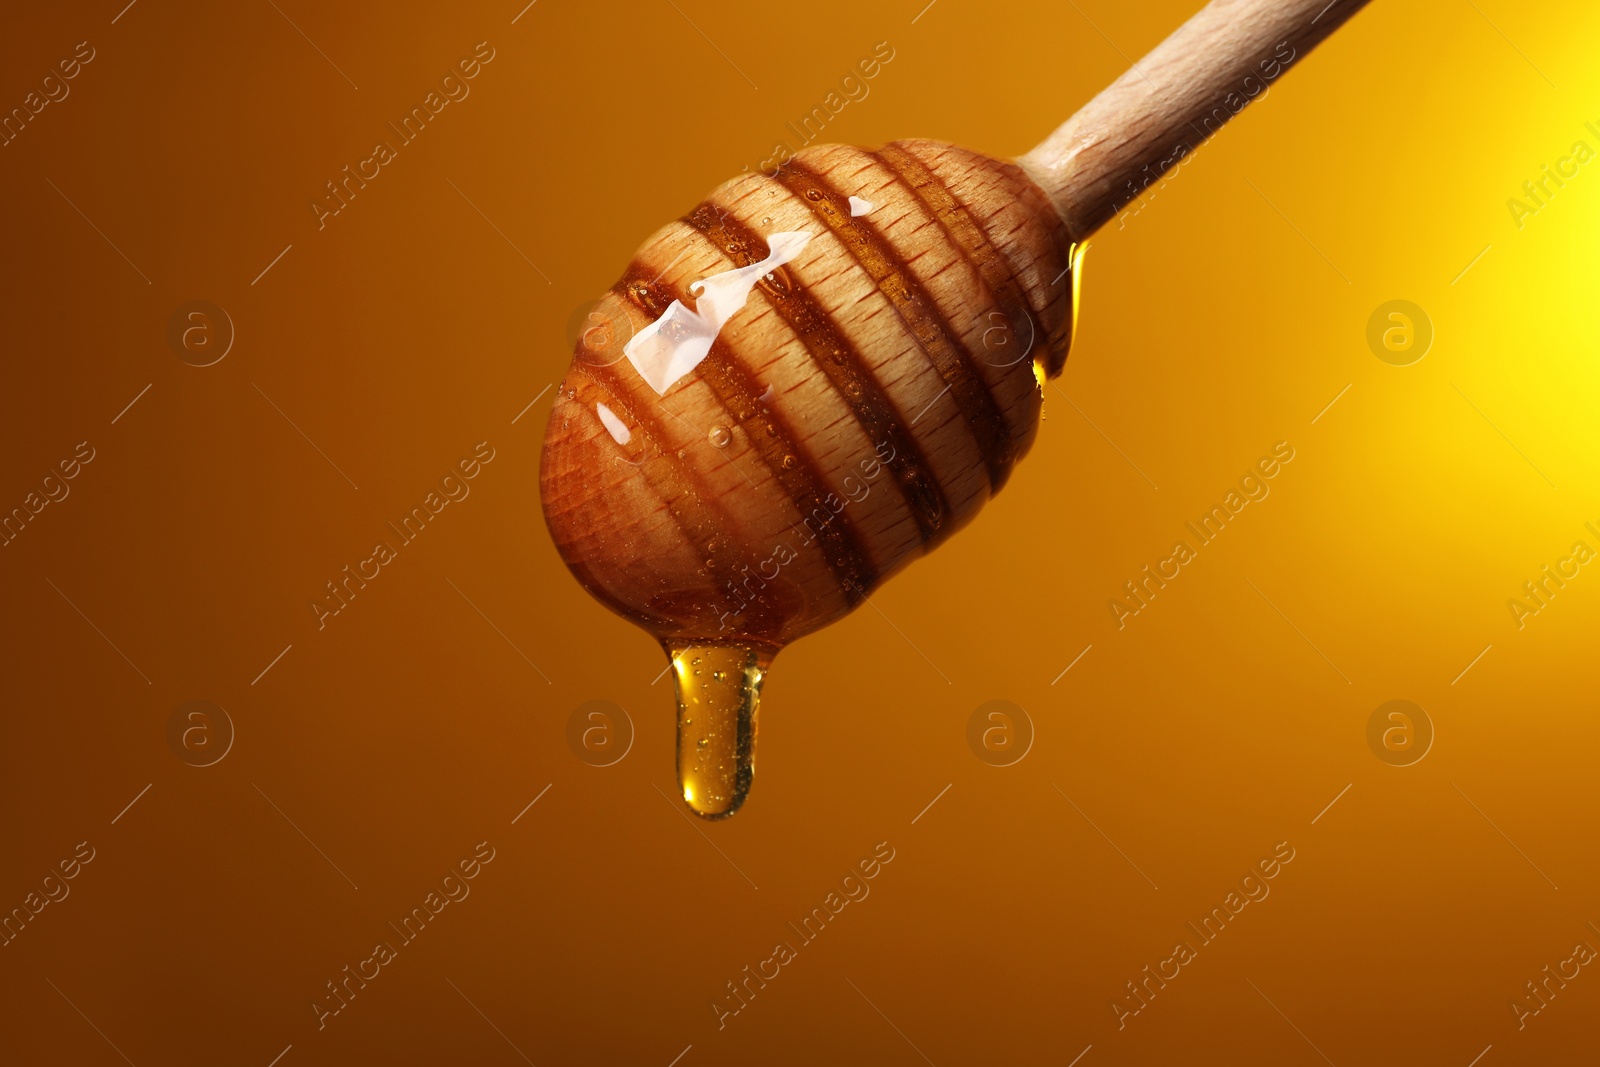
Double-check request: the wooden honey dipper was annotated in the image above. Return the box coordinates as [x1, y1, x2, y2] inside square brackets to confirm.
[541, 0, 1369, 817]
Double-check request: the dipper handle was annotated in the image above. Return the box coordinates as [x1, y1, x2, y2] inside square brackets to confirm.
[1020, 0, 1370, 239]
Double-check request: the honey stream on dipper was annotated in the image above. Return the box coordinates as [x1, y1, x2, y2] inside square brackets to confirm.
[607, 229, 817, 819]
[590, 200, 1084, 819]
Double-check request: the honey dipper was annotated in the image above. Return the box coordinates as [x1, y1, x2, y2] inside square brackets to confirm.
[541, 0, 1369, 817]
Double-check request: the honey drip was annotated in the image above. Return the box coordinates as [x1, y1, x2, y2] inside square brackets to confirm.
[669, 643, 767, 819]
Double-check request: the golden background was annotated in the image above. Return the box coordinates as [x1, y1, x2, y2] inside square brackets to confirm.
[3, 0, 1598, 1063]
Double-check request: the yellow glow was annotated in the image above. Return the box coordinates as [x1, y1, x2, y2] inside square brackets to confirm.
[1066, 239, 1088, 355]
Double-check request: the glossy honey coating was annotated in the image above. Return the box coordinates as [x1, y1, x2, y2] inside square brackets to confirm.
[540, 139, 1077, 657]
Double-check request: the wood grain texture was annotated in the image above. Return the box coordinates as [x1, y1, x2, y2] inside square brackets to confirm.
[541, 140, 1073, 651]
[1020, 0, 1370, 238]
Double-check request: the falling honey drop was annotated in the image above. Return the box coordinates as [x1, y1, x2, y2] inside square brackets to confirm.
[670, 643, 766, 819]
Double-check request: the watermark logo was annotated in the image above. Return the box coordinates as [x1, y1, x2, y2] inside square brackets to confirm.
[1366, 300, 1432, 366]
[966, 700, 1033, 766]
[978, 308, 1036, 368]
[167, 700, 234, 767]
[1366, 700, 1432, 766]
[566, 700, 634, 767]
[568, 297, 633, 367]
[166, 300, 234, 366]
